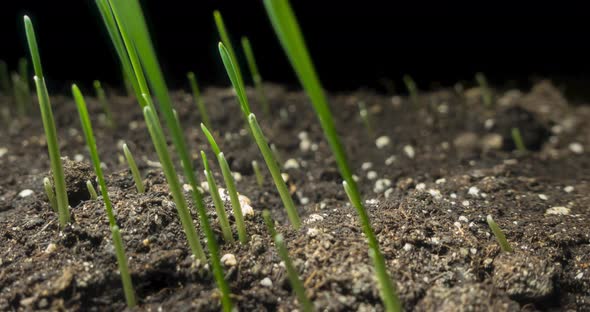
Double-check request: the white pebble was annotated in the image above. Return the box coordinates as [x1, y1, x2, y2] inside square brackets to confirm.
[306, 214, 324, 223]
[545, 206, 570, 216]
[220, 254, 237, 266]
[435, 178, 446, 184]
[183, 184, 193, 192]
[260, 277, 273, 287]
[428, 189, 442, 199]
[352, 174, 359, 182]
[462, 200, 470, 207]
[569, 142, 584, 154]
[575, 272, 584, 280]
[403, 145, 415, 159]
[74, 154, 84, 162]
[450, 193, 457, 199]
[374, 178, 392, 193]
[384, 188, 394, 199]
[538, 194, 548, 201]
[299, 140, 311, 152]
[200, 181, 209, 193]
[300, 197, 309, 205]
[367, 171, 377, 180]
[232, 172, 242, 182]
[385, 155, 397, 165]
[415, 183, 426, 191]
[484, 119, 495, 130]
[564, 186, 574, 193]
[375, 136, 391, 149]
[458, 216, 469, 223]
[468, 186, 480, 197]
[281, 173, 289, 183]
[402, 243, 413, 251]
[0, 147, 7, 158]
[361, 162, 373, 171]
[284, 158, 300, 170]
[45, 243, 57, 254]
[307, 227, 319, 237]
[18, 189, 34, 198]
[298, 131, 309, 140]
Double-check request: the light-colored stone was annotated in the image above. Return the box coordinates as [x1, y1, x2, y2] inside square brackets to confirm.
[18, 189, 34, 198]
[221, 254, 237, 266]
[375, 136, 391, 149]
[545, 206, 570, 216]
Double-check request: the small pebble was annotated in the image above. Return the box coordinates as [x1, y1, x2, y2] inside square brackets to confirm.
[284, 158, 300, 169]
[306, 214, 324, 223]
[281, 173, 289, 183]
[435, 178, 446, 184]
[74, 154, 84, 162]
[307, 228, 319, 237]
[468, 186, 480, 197]
[361, 162, 373, 170]
[260, 277, 273, 287]
[459, 216, 469, 223]
[462, 200, 470, 207]
[384, 188, 394, 198]
[403, 145, 415, 159]
[538, 194, 548, 201]
[575, 273, 584, 280]
[385, 155, 396, 165]
[45, 243, 57, 254]
[0, 147, 7, 157]
[403, 243, 413, 251]
[569, 142, 584, 154]
[428, 189, 442, 199]
[564, 186, 574, 193]
[415, 183, 426, 191]
[18, 189, 34, 198]
[300, 197, 309, 205]
[367, 171, 377, 180]
[221, 254, 237, 266]
[374, 178, 392, 193]
[183, 184, 193, 192]
[299, 140, 311, 152]
[375, 136, 391, 149]
[484, 119, 495, 130]
[545, 206, 570, 216]
[232, 172, 242, 182]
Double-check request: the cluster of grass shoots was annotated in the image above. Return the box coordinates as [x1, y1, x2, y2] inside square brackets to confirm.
[263, 0, 401, 310]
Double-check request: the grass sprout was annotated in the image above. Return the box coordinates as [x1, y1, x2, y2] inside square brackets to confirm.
[0, 60, 10, 95]
[122, 143, 144, 193]
[241, 37, 270, 116]
[93, 80, 115, 127]
[402, 75, 418, 109]
[12, 74, 27, 116]
[187, 72, 211, 129]
[72, 84, 136, 306]
[87, 180, 99, 200]
[252, 160, 264, 188]
[111, 225, 137, 307]
[18, 58, 31, 105]
[511, 127, 527, 152]
[99, 3, 233, 308]
[486, 215, 513, 252]
[217, 152, 248, 244]
[262, 210, 313, 311]
[343, 181, 401, 312]
[218, 41, 301, 228]
[201, 150, 233, 243]
[213, 11, 241, 78]
[263, 3, 400, 310]
[43, 177, 57, 212]
[475, 72, 493, 108]
[142, 104, 206, 260]
[358, 101, 373, 137]
[25, 16, 70, 227]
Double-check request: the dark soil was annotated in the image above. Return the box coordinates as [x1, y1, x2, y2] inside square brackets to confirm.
[1, 80, 589, 311]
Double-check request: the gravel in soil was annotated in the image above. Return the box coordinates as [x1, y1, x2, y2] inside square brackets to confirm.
[1, 80, 589, 311]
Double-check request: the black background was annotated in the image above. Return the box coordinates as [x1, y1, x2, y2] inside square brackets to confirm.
[1, 1, 588, 94]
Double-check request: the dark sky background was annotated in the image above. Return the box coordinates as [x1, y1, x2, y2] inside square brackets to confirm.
[1, 1, 589, 95]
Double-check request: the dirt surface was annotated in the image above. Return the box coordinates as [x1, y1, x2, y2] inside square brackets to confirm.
[1, 81, 589, 311]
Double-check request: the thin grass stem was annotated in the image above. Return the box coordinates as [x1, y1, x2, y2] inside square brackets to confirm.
[252, 160, 264, 188]
[43, 177, 57, 212]
[475, 72, 493, 108]
[93, 80, 115, 128]
[201, 151, 233, 243]
[111, 225, 137, 307]
[87, 180, 98, 200]
[217, 152, 248, 244]
[187, 72, 211, 129]
[511, 127, 527, 152]
[241, 37, 270, 116]
[486, 215, 513, 252]
[122, 143, 144, 193]
[402, 75, 419, 109]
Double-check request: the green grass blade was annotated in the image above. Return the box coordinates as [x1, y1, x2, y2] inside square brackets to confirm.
[249, 114, 300, 228]
[142, 104, 205, 261]
[95, 0, 141, 97]
[262, 212, 313, 311]
[402, 75, 418, 109]
[511, 127, 527, 152]
[475, 72, 493, 108]
[187, 72, 211, 129]
[122, 143, 144, 193]
[87, 180, 98, 200]
[486, 215, 513, 252]
[31, 75, 69, 226]
[218, 42, 251, 118]
[72, 84, 117, 226]
[201, 123, 222, 156]
[23, 17, 43, 79]
[213, 11, 241, 77]
[12, 74, 26, 116]
[111, 225, 137, 307]
[0, 60, 10, 95]
[43, 177, 58, 212]
[217, 152, 248, 244]
[93, 80, 115, 127]
[344, 182, 401, 312]
[252, 160, 264, 188]
[201, 151, 233, 243]
[241, 37, 270, 116]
